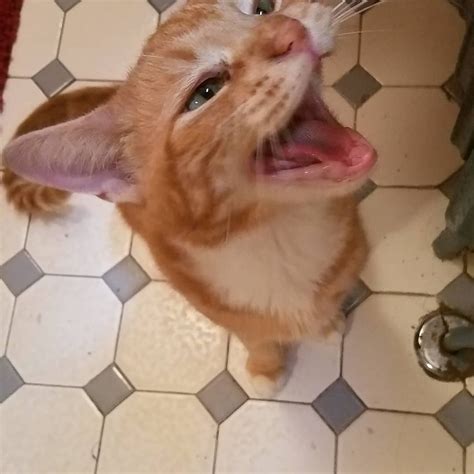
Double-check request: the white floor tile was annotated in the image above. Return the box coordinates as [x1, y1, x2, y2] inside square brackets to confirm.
[8, 276, 121, 385]
[467, 253, 474, 278]
[0, 385, 102, 474]
[322, 87, 355, 128]
[467, 377, 474, 396]
[343, 294, 463, 413]
[59, 0, 157, 80]
[131, 233, 165, 280]
[338, 411, 463, 474]
[0, 78, 45, 149]
[97, 392, 216, 473]
[361, 188, 462, 294]
[215, 401, 334, 473]
[323, 15, 359, 86]
[228, 336, 340, 402]
[467, 445, 474, 474]
[358, 88, 462, 186]
[8, 0, 63, 77]
[0, 187, 29, 266]
[116, 282, 227, 392]
[360, 0, 465, 86]
[0, 281, 15, 356]
[26, 194, 132, 276]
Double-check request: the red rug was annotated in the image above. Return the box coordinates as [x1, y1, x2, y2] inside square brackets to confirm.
[0, 0, 24, 112]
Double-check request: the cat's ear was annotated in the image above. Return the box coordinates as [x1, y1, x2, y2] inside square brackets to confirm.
[3, 104, 139, 203]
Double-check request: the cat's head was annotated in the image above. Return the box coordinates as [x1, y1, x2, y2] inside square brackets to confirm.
[4, 0, 376, 213]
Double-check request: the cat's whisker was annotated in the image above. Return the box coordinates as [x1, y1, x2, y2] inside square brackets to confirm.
[336, 28, 396, 37]
[331, 0, 347, 11]
[332, 1, 353, 17]
[333, 0, 380, 21]
[333, 0, 369, 22]
[335, 0, 386, 24]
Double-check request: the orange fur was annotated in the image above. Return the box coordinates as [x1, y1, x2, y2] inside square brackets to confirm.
[2, 0, 373, 392]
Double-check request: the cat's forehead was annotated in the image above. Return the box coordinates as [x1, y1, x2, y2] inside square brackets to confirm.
[142, 0, 259, 85]
[163, 0, 257, 54]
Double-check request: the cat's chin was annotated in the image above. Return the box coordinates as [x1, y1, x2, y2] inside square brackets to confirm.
[251, 88, 377, 189]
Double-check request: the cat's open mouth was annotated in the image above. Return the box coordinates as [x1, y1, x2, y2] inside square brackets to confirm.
[252, 89, 377, 183]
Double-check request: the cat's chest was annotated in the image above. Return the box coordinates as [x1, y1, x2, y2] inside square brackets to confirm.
[184, 206, 347, 318]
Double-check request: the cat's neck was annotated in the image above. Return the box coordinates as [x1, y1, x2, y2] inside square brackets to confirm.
[177, 197, 357, 320]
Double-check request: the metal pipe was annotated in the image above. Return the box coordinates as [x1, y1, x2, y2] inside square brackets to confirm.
[442, 326, 474, 352]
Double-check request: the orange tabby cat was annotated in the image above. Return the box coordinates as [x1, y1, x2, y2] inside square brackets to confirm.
[2, 0, 376, 395]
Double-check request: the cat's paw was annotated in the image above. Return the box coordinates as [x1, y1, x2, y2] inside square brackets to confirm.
[250, 372, 287, 398]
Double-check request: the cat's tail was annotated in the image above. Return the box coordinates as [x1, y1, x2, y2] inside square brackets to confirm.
[1, 169, 70, 213]
[1, 85, 118, 214]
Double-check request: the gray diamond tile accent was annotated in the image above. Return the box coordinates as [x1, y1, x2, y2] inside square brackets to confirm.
[0, 251, 43, 296]
[197, 371, 248, 423]
[342, 279, 371, 316]
[353, 179, 377, 203]
[334, 65, 382, 109]
[103, 256, 150, 303]
[436, 390, 474, 447]
[442, 75, 462, 105]
[438, 274, 474, 318]
[439, 168, 462, 200]
[55, 0, 81, 12]
[312, 378, 366, 434]
[84, 364, 133, 415]
[33, 60, 74, 98]
[0, 356, 24, 403]
[148, 0, 176, 13]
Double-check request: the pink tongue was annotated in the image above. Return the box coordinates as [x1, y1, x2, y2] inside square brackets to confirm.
[283, 121, 356, 165]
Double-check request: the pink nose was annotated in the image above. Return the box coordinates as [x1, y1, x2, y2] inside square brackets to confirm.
[269, 17, 310, 59]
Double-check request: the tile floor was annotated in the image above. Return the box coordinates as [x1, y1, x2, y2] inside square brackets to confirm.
[1, 0, 473, 473]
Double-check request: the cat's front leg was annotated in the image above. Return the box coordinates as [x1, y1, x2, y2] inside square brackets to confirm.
[241, 337, 290, 398]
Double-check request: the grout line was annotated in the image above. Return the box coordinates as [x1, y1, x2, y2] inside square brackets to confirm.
[55, 10, 67, 59]
[339, 335, 345, 378]
[26, 381, 83, 389]
[333, 435, 339, 474]
[112, 304, 125, 361]
[4, 298, 19, 358]
[250, 397, 310, 406]
[371, 290, 435, 297]
[93, 417, 106, 474]
[7, 75, 33, 80]
[369, 406, 433, 417]
[377, 85, 445, 89]
[128, 233, 134, 256]
[136, 388, 197, 397]
[356, 10, 363, 64]
[224, 333, 231, 368]
[463, 447, 466, 474]
[376, 184, 439, 190]
[23, 214, 32, 249]
[73, 78, 124, 84]
[45, 272, 102, 279]
[212, 425, 220, 474]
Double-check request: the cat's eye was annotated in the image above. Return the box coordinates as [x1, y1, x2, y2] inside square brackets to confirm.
[254, 0, 275, 15]
[185, 76, 226, 112]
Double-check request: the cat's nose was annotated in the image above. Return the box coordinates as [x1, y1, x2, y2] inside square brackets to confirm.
[268, 16, 311, 59]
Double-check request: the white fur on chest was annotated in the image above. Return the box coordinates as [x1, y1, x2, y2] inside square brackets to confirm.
[184, 204, 348, 319]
